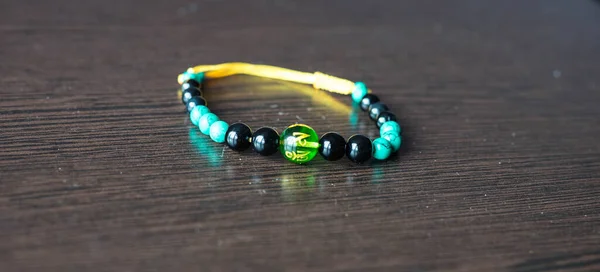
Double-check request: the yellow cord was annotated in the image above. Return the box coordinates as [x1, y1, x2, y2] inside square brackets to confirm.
[178, 62, 368, 95]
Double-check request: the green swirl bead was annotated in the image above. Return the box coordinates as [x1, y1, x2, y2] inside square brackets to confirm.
[199, 113, 219, 135]
[209, 121, 229, 143]
[190, 105, 210, 126]
[381, 132, 402, 152]
[380, 120, 401, 135]
[280, 124, 319, 164]
[372, 138, 392, 160]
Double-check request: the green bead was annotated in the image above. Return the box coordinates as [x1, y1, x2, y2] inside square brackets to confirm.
[280, 124, 319, 164]
[190, 105, 210, 126]
[199, 113, 219, 135]
[372, 138, 393, 160]
[181, 70, 205, 83]
[381, 132, 402, 152]
[209, 121, 229, 143]
[380, 120, 401, 135]
[352, 82, 368, 104]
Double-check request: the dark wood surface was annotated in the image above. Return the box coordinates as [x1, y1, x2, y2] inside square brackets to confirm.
[2, 0, 600, 271]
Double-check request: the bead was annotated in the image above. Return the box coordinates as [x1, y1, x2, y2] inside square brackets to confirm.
[380, 120, 401, 135]
[182, 79, 201, 90]
[372, 138, 392, 160]
[225, 123, 253, 151]
[352, 82, 368, 104]
[280, 124, 319, 164]
[181, 70, 205, 83]
[368, 102, 389, 120]
[181, 87, 202, 105]
[318, 132, 346, 161]
[346, 135, 372, 163]
[199, 112, 219, 135]
[252, 127, 280, 156]
[360, 94, 380, 111]
[189, 105, 210, 126]
[382, 132, 402, 152]
[376, 111, 397, 128]
[209, 121, 229, 143]
[186, 96, 206, 112]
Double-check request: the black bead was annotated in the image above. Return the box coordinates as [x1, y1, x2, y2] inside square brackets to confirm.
[182, 79, 201, 90]
[181, 87, 202, 105]
[318, 132, 346, 161]
[185, 96, 206, 112]
[368, 102, 389, 120]
[360, 94, 380, 111]
[252, 127, 280, 156]
[376, 111, 397, 128]
[225, 123, 253, 151]
[346, 135, 372, 163]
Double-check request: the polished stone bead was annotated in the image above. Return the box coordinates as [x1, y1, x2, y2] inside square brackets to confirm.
[352, 82, 368, 104]
[190, 105, 210, 126]
[280, 124, 319, 164]
[380, 120, 401, 135]
[376, 111, 397, 128]
[209, 120, 229, 143]
[186, 96, 206, 112]
[346, 135, 372, 163]
[182, 79, 201, 90]
[360, 94, 380, 111]
[199, 112, 219, 135]
[382, 132, 402, 152]
[181, 87, 202, 105]
[318, 132, 346, 161]
[252, 127, 280, 156]
[368, 102, 389, 120]
[225, 123, 253, 151]
[372, 138, 393, 160]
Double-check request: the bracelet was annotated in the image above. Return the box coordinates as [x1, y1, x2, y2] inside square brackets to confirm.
[177, 63, 402, 164]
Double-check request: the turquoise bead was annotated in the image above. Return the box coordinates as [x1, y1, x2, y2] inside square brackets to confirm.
[352, 82, 368, 104]
[380, 120, 401, 135]
[181, 70, 205, 83]
[209, 121, 229, 143]
[372, 138, 393, 160]
[199, 113, 219, 135]
[381, 132, 402, 152]
[190, 105, 210, 126]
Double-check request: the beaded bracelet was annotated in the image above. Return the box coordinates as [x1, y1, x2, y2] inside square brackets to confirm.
[178, 63, 402, 164]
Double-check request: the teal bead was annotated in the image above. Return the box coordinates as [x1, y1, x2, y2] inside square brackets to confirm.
[199, 113, 219, 135]
[372, 138, 393, 160]
[380, 120, 401, 135]
[181, 70, 205, 83]
[209, 121, 229, 143]
[382, 132, 402, 152]
[352, 82, 368, 104]
[190, 105, 210, 126]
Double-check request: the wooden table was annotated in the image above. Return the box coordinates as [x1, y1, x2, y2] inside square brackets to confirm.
[2, 1, 599, 271]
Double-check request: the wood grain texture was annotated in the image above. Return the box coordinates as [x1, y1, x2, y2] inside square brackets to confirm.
[1, 0, 600, 271]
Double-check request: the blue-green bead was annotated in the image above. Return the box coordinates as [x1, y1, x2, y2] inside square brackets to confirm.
[372, 138, 393, 160]
[190, 105, 210, 126]
[382, 132, 402, 152]
[352, 82, 368, 104]
[380, 121, 401, 135]
[199, 113, 219, 135]
[209, 121, 229, 143]
[181, 70, 205, 83]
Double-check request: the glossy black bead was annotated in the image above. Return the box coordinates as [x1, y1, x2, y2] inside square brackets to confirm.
[181, 87, 202, 105]
[185, 96, 206, 112]
[368, 102, 389, 120]
[225, 123, 253, 151]
[252, 127, 280, 156]
[182, 79, 201, 90]
[318, 132, 346, 161]
[360, 94, 380, 111]
[346, 135, 372, 163]
[376, 111, 397, 128]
